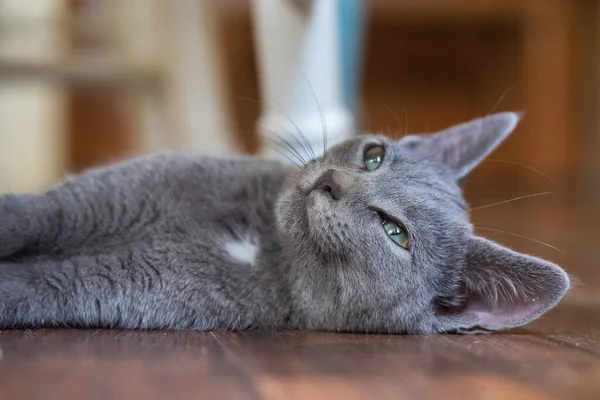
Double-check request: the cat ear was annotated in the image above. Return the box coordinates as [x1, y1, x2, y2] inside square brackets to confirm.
[435, 236, 570, 333]
[400, 112, 521, 181]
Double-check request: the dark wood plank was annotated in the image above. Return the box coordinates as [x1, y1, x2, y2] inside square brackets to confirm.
[0, 301, 599, 400]
[0, 330, 260, 400]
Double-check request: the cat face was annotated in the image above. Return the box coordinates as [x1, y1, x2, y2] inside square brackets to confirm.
[275, 112, 570, 334]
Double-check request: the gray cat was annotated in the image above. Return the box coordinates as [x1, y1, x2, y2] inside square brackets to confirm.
[0, 112, 569, 334]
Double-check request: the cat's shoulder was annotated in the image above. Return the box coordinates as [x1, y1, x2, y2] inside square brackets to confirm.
[97, 151, 292, 187]
[82, 151, 283, 173]
[138, 151, 287, 173]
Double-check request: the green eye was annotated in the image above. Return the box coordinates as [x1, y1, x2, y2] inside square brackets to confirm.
[364, 145, 385, 171]
[382, 220, 409, 249]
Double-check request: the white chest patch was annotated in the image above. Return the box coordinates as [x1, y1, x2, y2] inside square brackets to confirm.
[224, 236, 259, 266]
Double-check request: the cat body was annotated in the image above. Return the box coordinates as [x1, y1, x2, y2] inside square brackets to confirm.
[0, 113, 570, 334]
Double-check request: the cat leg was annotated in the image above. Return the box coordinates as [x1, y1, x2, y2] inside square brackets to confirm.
[0, 253, 243, 330]
[0, 168, 162, 260]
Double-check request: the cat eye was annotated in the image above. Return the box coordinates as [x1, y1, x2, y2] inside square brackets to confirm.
[363, 145, 385, 171]
[382, 220, 410, 249]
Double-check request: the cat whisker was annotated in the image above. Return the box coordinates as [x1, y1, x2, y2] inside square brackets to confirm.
[302, 73, 328, 156]
[474, 226, 566, 254]
[484, 159, 555, 183]
[266, 138, 301, 167]
[264, 128, 309, 165]
[271, 98, 316, 161]
[264, 141, 302, 168]
[380, 105, 403, 139]
[487, 85, 517, 116]
[255, 100, 312, 162]
[235, 126, 307, 166]
[471, 191, 553, 211]
[234, 94, 314, 162]
[403, 105, 409, 137]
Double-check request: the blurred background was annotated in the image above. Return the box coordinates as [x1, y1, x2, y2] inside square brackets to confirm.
[0, 0, 599, 293]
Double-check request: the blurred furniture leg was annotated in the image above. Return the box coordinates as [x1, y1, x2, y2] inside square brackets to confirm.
[111, 0, 166, 154]
[0, 0, 68, 193]
[115, 0, 237, 155]
[164, 0, 237, 154]
[251, 0, 365, 162]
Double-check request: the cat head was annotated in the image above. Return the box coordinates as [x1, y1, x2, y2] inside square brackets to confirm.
[275, 112, 570, 334]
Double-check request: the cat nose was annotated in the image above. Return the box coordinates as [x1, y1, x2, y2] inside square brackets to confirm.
[310, 169, 343, 200]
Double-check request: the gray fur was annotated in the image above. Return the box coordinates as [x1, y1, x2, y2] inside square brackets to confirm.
[0, 112, 570, 333]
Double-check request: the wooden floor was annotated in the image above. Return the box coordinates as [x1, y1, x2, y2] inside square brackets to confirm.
[0, 203, 599, 400]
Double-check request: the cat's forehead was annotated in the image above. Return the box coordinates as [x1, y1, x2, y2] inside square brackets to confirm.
[321, 134, 468, 218]
[323, 134, 386, 159]
[323, 134, 456, 188]
[325, 134, 436, 166]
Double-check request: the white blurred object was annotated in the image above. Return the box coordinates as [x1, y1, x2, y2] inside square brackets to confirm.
[0, 0, 365, 194]
[252, 0, 363, 162]
[162, 0, 237, 155]
[114, 0, 237, 155]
